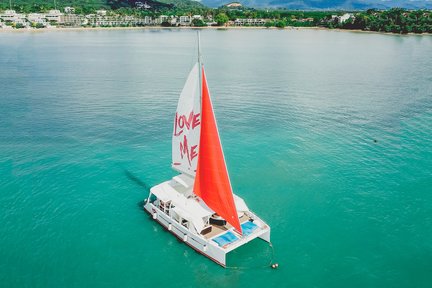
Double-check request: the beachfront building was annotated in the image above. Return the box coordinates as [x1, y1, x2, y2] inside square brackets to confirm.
[61, 14, 83, 27]
[339, 13, 354, 23]
[295, 17, 314, 23]
[206, 21, 217, 26]
[27, 13, 47, 27]
[170, 16, 179, 26]
[179, 16, 191, 26]
[0, 10, 19, 22]
[86, 13, 148, 27]
[144, 16, 153, 25]
[0, 10, 17, 22]
[159, 15, 169, 24]
[46, 10, 63, 23]
[331, 13, 354, 24]
[0, 10, 27, 27]
[234, 18, 266, 26]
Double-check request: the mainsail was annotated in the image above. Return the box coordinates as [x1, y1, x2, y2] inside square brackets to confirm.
[193, 67, 242, 234]
[172, 63, 201, 176]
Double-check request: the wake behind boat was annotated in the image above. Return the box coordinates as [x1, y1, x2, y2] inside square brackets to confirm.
[143, 33, 270, 267]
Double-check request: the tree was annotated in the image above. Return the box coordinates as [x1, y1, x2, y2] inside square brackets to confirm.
[192, 18, 206, 27]
[214, 13, 229, 26]
[264, 21, 274, 28]
[275, 20, 286, 28]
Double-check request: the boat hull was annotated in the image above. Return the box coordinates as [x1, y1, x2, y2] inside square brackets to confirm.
[143, 201, 271, 267]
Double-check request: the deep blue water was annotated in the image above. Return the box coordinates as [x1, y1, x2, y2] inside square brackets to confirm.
[0, 29, 431, 287]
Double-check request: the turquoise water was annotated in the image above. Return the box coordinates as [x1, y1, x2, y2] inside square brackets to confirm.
[1, 29, 431, 287]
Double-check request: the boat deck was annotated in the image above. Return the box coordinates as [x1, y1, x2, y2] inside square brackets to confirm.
[202, 213, 250, 239]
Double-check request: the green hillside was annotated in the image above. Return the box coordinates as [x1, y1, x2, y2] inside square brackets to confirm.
[0, 0, 205, 13]
[158, 0, 204, 9]
[1, 1, 108, 13]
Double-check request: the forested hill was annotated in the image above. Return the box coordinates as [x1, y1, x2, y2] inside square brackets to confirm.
[0, 0, 205, 12]
[1, 1, 109, 10]
[108, 0, 204, 9]
[202, 0, 432, 10]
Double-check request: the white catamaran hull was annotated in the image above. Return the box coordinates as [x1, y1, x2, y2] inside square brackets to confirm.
[143, 178, 271, 267]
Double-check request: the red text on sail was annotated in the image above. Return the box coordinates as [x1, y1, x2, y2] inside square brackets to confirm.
[174, 111, 200, 166]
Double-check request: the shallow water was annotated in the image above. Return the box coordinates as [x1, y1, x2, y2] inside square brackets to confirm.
[0, 29, 431, 287]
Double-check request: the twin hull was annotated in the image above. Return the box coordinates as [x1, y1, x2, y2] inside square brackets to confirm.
[143, 197, 271, 267]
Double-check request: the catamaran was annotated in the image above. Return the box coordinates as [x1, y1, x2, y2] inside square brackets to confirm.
[143, 34, 271, 267]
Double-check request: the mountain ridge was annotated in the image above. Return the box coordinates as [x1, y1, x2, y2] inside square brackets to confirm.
[201, 0, 432, 9]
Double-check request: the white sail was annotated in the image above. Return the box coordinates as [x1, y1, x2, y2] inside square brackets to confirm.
[172, 63, 201, 176]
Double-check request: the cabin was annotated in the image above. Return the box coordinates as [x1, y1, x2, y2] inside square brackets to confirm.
[147, 174, 252, 238]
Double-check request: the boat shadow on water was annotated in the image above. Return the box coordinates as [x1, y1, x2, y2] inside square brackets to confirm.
[123, 169, 150, 211]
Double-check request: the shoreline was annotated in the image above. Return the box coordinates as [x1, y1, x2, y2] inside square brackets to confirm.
[0, 25, 430, 36]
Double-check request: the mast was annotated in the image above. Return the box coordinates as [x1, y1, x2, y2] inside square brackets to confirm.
[197, 31, 202, 67]
[197, 31, 202, 103]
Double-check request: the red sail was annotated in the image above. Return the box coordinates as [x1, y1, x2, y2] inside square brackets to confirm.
[194, 67, 242, 234]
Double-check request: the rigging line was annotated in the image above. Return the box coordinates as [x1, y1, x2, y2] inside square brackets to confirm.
[225, 242, 276, 270]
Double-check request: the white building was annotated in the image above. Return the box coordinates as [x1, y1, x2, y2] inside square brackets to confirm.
[136, 2, 151, 9]
[45, 10, 63, 23]
[226, 2, 242, 8]
[64, 7, 75, 14]
[0, 10, 26, 26]
[0, 10, 18, 22]
[179, 16, 191, 26]
[61, 14, 82, 27]
[159, 15, 169, 23]
[332, 13, 354, 24]
[144, 16, 153, 25]
[27, 13, 47, 26]
[339, 13, 354, 23]
[96, 10, 107, 16]
[234, 18, 266, 26]
[170, 17, 178, 26]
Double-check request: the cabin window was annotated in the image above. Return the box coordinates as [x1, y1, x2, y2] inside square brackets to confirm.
[149, 194, 157, 203]
[158, 200, 165, 212]
[164, 201, 171, 215]
[181, 219, 189, 229]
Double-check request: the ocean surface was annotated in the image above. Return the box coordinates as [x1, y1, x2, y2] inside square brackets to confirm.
[0, 28, 431, 287]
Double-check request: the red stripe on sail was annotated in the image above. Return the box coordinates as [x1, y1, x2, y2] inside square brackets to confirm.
[193, 67, 242, 234]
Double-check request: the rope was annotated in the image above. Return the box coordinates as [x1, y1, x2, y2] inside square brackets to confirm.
[225, 242, 276, 270]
